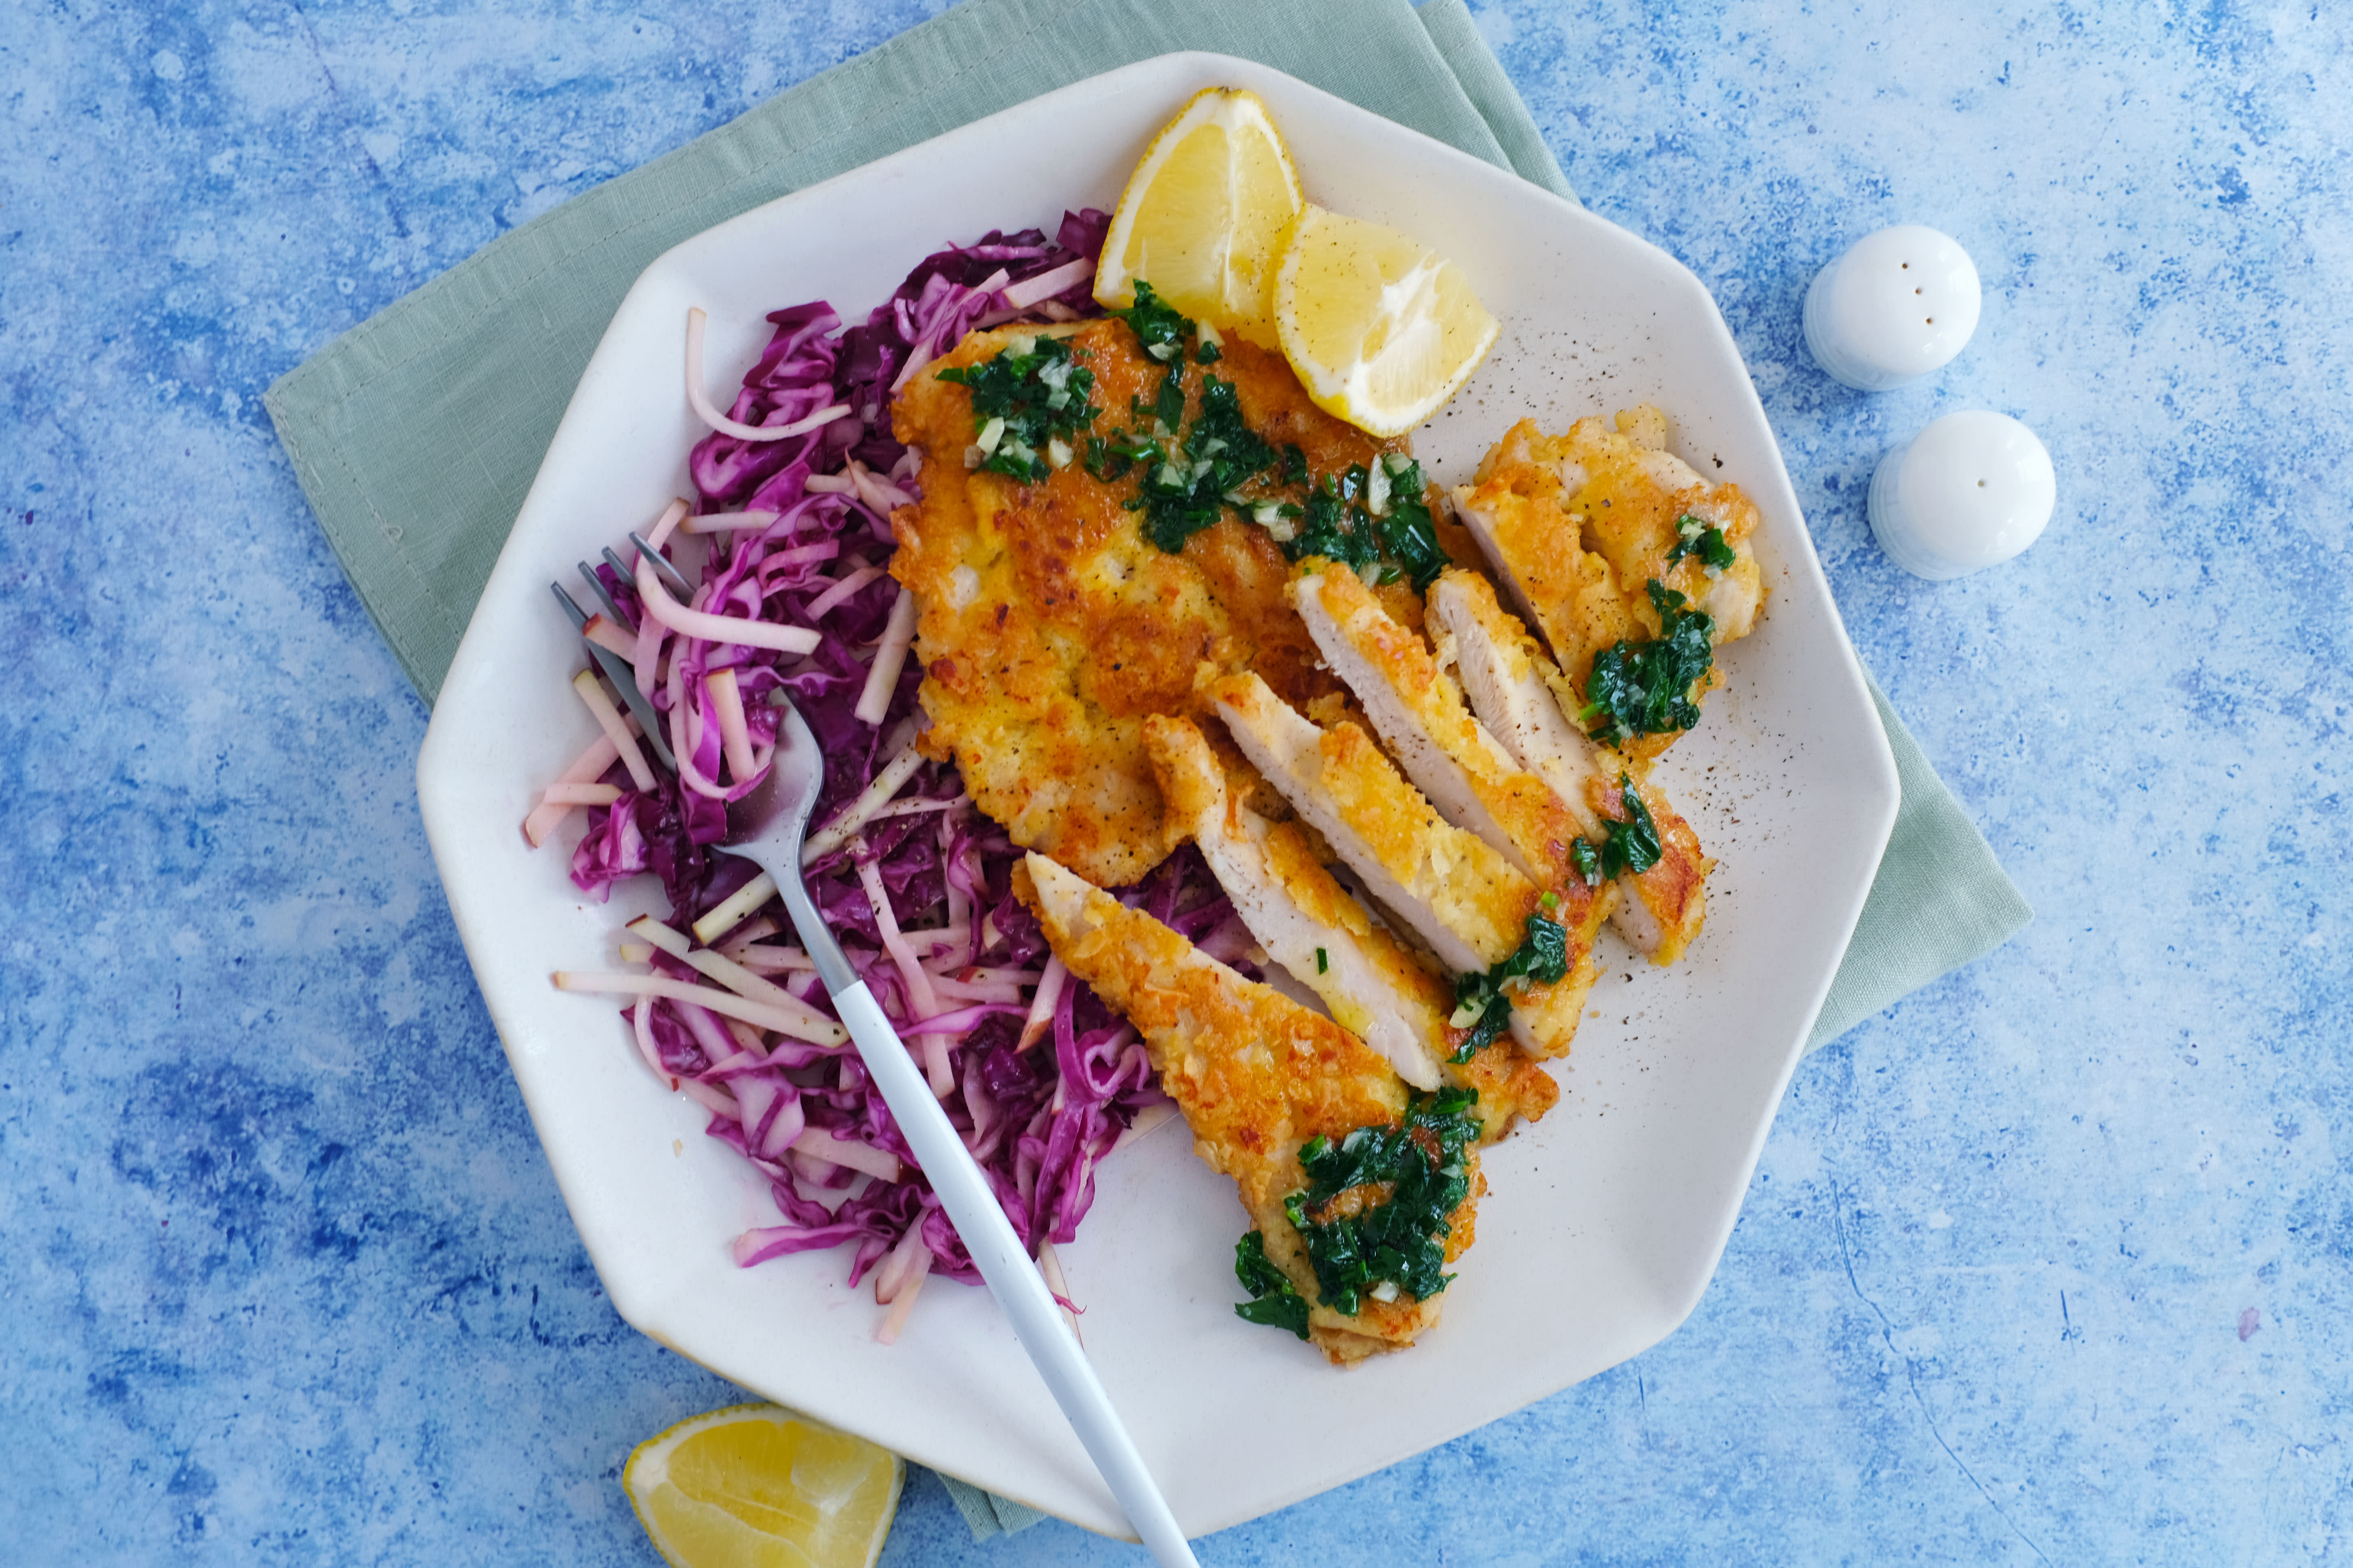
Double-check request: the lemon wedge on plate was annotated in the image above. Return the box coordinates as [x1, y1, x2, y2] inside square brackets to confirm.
[623, 1403, 904, 1568]
[1094, 86, 1303, 343]
[1272, 204, 1500, 439]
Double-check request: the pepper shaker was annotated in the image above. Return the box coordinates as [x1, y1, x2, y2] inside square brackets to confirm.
[1804, 225, 1982, 391]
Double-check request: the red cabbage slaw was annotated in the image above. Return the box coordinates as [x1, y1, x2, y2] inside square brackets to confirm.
[538, 212, 1250, 1338]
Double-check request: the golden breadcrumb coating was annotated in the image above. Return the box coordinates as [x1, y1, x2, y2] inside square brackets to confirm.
[1210, 672, 1592, 1059]
[890, 319, 1419, 886]
[1451, 408, 1768, 761]
[1017, 852, 1482, 1363]
[1292, 566, 1618, 925]
[1146, 715, 1558, 1140]
[1428, 567, 1713, 965]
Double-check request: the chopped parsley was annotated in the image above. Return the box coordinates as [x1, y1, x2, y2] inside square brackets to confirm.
[934, 334, 1098, 484]
[1599, 774, 1662, 879]
[1092, 282, 1302, 555]
[1148, 373, 1186, 433]
[1127, 458, 1224, 553]
[1112, 281, 1193, 437]
[1261, 454, 1440, 587]
[1280, 1087, 1481, 1317]
[1265, 454, 1447, 589]
[1057, 283, 1448, 579]
[1446, 911, 1571, 1061]
[1233, 1229, 1310, 1339]
[1664, 513, 1737, 573]
[1580, 580, 1716, 745]
[1107, 280, 1192, 362]
[1082, 426, 1160, 484]
[1190, 376, 1278, 483]
[1120, 372, 1279, 553]
[1288, 468, 1371, 567]
[1370, 456, 1449, 592]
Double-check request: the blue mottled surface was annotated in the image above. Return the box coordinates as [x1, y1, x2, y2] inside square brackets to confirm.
[4, 0, 2347, 1560]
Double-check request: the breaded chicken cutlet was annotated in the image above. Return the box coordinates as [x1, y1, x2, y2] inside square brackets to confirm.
[891, 318, 1429, 888]
[1210, 671, 1598, 1060]
[1451, 408, 1768, 764]
[1426, 568, 1713, 964]
[1290, 566, 1617, 942]
[893, 294, 1772, 1355]
[1145, 715, 1559, 1145]
[1019, 851, 1484, 1363]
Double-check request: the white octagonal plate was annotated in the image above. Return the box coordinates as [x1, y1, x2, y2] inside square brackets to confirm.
[417, 52, 1898, 1542]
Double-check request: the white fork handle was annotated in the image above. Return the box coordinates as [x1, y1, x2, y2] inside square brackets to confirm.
[827, 979, 1198, 1566]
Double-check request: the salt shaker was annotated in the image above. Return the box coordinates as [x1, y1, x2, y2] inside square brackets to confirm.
[1804, 225, 1982, 391]
[1868, 410, 2056, 579]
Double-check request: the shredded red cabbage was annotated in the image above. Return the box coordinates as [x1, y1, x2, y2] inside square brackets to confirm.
[562, 211, 1260, 1303]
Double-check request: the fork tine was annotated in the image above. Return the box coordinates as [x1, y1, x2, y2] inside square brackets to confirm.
[601, 546, 639, 596]
[629, 531, 696, 602]
[550, 581, 589, 629]
[576, 560, 634, 630]
[551, 574, 677, 773]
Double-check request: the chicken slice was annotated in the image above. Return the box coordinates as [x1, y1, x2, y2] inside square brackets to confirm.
[1208, 672, 1591, 1058]
[1426, 568, 1713, 965]
[1563, 405, 1768, 646]
[1451, 411, 1769, 761]
[1291, 566, 1617, 936]
[1017, 851, 1482, 1363]
[1144, 715, 1559, 1140]
[1146, 713, 1447, 1091]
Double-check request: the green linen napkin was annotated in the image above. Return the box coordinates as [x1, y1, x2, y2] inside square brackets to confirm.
[266, 0, 2029, 1539]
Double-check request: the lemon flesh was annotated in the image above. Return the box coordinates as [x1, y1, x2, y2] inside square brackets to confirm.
[624, 1404, 904, 1568]
[1094, 86, 1302, 344]
[1273, 205, 1499, 439]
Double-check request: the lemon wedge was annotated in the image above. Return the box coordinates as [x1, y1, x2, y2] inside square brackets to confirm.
[1272, 204, 1499, 438]
[623, 1403, 903, 1568]
[1094, 86, 1303, 343]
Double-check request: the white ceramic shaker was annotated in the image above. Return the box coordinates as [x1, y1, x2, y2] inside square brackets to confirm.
[1867, 410, 2056, 579]
[1804, 225, 1983, 391]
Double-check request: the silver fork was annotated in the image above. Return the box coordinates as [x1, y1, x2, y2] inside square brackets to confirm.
[548, 579, 676, 772]
[723, 695, 1199, 1568]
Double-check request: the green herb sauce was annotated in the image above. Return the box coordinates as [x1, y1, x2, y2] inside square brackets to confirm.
[1579, 580, 1716, 744]
[1664, 513, 1738, 573]
[932, 333, 1099, 485]
[947, 280, 1447, 586]
[1279, 1086, 1481, 1318]
[1233, 1229, 1311, 1339]
[1599, 774, 1663, 879]
[1446, 911, 1571, 1061]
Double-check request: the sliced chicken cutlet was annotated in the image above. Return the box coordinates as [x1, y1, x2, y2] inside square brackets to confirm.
[891, 318, 1419, 888]
[1018, 852, 1483, 1363]
[1451, 408, 1769, 760]
[1427, 567, 1713, 965]
[1291, 566, 1616, 944]
[1145, 715, 1559, 1142]
[1209, 672, 1592, 1059]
